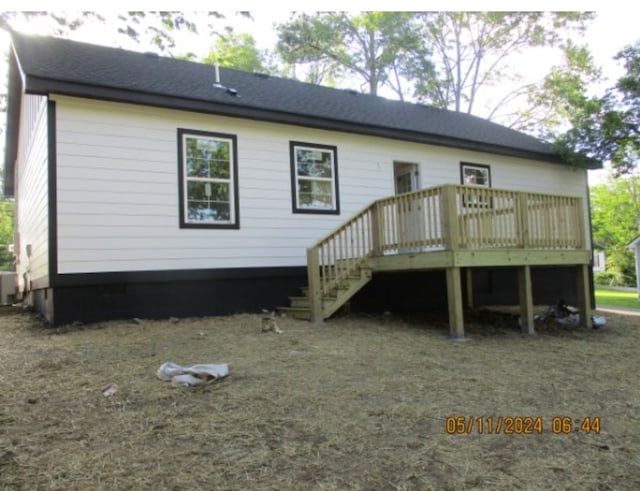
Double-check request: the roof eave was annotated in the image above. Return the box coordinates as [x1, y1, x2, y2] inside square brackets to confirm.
[2, 49, 24, 198]
[24, 75, 574, 167]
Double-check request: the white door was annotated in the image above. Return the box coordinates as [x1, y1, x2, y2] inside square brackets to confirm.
[394, 162, 421, 252]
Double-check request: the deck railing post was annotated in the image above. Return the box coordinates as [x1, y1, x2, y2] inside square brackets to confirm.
[370, 201, 383, 255]
[517, 192, 530, 249]
[441, 185, 460, 250]
[575, 197, 586, 249]
[306, 247, 323, 323]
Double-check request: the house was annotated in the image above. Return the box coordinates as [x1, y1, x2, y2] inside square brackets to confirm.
[593, 250, 606, 273]
[3, 31, 599, 334]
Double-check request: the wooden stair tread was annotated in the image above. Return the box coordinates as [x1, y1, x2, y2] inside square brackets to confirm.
[277, 306, 312, 321]
[278, 268, 372, 322]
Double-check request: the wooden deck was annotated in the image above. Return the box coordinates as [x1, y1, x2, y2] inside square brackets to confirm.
[279, 184, 592, 337]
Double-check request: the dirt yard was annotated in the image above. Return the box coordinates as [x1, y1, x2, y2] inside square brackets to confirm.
[0, 306, 638, 490]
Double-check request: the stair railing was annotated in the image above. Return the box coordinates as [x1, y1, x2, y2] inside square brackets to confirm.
[306, 203, 377, 321]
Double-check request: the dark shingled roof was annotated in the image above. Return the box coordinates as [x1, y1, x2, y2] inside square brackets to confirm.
[3, 30, 590, 196]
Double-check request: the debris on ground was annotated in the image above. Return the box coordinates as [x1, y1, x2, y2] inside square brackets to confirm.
[261, 310, 283, 334]
[102, 382, 119, 397]
[156, 362, 229, 387]
[535, 299, 606, 329]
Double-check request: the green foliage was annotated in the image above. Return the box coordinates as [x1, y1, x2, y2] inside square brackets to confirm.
[0, 200, 15, 271]
[556, 41, 640, 176]
[522, 42, 602, 139]
[275, 11, 595, 129]
[590, 177, 639, 287]
[203, 31, 269, 73]
[0, 12, 251, 57]
[116, 11, 204, 53]
[276, 12, 430, 98]
[594, 271, 619, 287]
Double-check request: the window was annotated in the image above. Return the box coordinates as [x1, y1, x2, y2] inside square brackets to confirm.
[178, 129, 239, 228]
[460, 162, 491, 187]
[290, 141, 339, 214]
[460, 162, 492, 208]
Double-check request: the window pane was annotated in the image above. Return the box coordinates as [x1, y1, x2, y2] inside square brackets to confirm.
[186, 181, 231, 222]
[187, 202, 231, 222]
[298, 179, 333, 209]
[296, 148, 333, 178]
[186, 137, 230, 178]
[187, 181, 229, 202]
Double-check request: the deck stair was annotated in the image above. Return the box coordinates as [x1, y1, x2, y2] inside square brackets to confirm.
[279, 267, 372, 320]
[277, 183, 592, 336]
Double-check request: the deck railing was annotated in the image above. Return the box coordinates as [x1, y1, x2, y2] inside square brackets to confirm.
[306, 184, 585, 319]
[454, 186, 584, 249]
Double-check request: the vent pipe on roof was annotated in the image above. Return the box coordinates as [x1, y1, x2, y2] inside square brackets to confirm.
[211, 65, 238, 95]
[213, 65, 224, 89]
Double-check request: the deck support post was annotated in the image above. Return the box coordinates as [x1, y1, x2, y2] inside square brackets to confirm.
[465, 268, 474, 309]
[446, 267, 465, 338]
[576, 263, 592, 328]
[518, 265, 535, 334]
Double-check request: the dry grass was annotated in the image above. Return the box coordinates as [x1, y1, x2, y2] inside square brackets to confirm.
[0, 305, 639, 490]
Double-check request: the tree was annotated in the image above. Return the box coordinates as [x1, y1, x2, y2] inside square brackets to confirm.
[275, 11, 596, 128]
[0, 12, 91, 34]
[590, 177, 640, 286]
[0, 200, 15, 271]
[556, 42, 640, 176]
[115, 12, 252, 55]
[276, 12, 430, 99]
[411, 12, 595, 127]
[518, 41, 602, 138]
[203, 31, 270, 73]
[0, 12, 252, 56]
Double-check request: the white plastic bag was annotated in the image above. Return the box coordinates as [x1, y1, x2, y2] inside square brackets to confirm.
[156, 362, 229, 387]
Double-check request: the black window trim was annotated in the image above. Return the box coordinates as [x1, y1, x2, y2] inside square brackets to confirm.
[178, 128, 240, 229]
[460, 161, 492, 187]
[460, 161, 492, 208]
[289, 141, 340, 215]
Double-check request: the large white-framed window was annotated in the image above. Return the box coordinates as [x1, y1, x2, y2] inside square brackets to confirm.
[289, 141, 340, 214]
[178, 129, 239, 229]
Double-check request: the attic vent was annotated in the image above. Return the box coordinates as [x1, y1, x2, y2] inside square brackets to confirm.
[227, 87, 239, 96]
[346, 89, 358, 95]
[144, 51, 159, 59]
[253, 72, 270, 79]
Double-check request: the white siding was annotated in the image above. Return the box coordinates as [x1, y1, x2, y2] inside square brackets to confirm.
[15, 94, 49, 291]
[52, 95, 591, 274]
